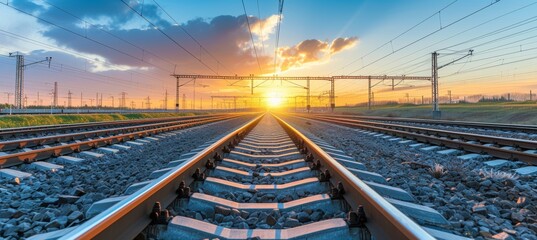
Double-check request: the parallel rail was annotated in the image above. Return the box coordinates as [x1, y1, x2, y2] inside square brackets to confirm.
[0, 114, 244, 168]
[0, 114, 235, 139]
[296, 114, 537, 165]
[59, 114, 264, 239]
[0, 115, 234, 152]
[58, 113, 435, 240]
[272, 114, 433, 240]
[321, 114, 537, 133]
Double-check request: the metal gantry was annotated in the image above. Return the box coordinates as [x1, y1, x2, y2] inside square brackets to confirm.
[8, 52, 51, 109]
[431, 50, 473, 118]
[172, 74, 431, 113]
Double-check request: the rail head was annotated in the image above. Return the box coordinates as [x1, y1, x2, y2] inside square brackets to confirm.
[272, 113, 435, 240]
[58, 113, 264, 240]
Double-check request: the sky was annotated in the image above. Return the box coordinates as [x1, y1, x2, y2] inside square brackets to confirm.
[0, 0, 536, 109]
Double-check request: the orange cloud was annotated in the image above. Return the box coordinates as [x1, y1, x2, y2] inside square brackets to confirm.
[330, 37, 358, 54]
[278, 39, 328, 71]
[277, 37, 357, 72]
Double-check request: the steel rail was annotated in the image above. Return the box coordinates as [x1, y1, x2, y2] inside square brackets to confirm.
[0, 114, 233, 139]
[272, 113, 434, 240]
[312, 116, 537, 150]
[0, 115, 233, 152]
[59, 113, 264, 240]
[298, 115, 537, 165]
[0, 114, 244, 168]
[317, 114, 537, 133]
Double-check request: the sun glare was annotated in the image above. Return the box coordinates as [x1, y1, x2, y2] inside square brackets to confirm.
[266, 92, 284, 108]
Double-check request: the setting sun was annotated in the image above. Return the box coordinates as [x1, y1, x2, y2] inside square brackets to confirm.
[266, 92, 284, 108]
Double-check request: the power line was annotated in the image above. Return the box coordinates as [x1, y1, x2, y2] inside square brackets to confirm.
[364, 2, 537, 79]
[329, 0, 458, 75]
[0, 29, 170, 87]
[0, 2, 174, 74]
[256, 0, 266, 55]
[39, 0, 177, 72]
[152, 0, 236, 76]
[438, 16, 537, 51]
[346, 0, 502, 76]
[241, 0, 262, 73]
[273, 0, 284, 74]
[120, 0, 219, 74]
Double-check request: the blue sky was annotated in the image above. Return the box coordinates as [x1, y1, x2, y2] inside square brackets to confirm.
[0, 0, 536, 108]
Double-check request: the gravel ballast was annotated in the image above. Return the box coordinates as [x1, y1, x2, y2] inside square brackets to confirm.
[282, 116, 537, 240]
[0, 116, 253, 239]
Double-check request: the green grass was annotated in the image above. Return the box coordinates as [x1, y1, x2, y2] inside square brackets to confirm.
[0, 112, 208, 128]
[335, 101, 537, 125]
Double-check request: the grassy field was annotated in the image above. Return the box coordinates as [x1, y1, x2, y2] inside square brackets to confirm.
[335, 101, 537, 125]
[0, 112, 209, 128]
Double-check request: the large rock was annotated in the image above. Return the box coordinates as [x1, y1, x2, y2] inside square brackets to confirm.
[266, 215, 277, 226]
[214, 206, 231, 216]
[283, 218, 301, 228]
[511, 212, 525, 223]
[297, 212, 310, 223]
[67, 211, 84, 222]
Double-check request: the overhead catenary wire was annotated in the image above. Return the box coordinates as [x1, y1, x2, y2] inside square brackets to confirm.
[241, 0, 262, 73]
[0, 29, 175, 86]
[38, 0, 177, 72]
[0, 2, 176, 75]
[256, 0, 266, 55]
[329, 0, 459, 75]
[345, 0, 502, 76]
[363, 1, 535, 78]
[152, 0, 236, 77]
[120, 0, 220, 75]
[273, 0, 284, 74]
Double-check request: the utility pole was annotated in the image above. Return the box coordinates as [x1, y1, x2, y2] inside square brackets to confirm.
[4, 92, 12, 115]
[432, 52, 439, 117]
[53, 82, 58, 107]
[448, 90, 452, 104]
[432, 50, 472, 118]
[37, 92, 40, 107]
[80, 93, 83, 107]
[531, 90, 533, 101]
[329, 79, 335, 112]
[164, 89, 168, 110]
[175, 76, 180, 111]
[9, 52, 51, 109]
[306, 79, 311, 112]
[192, 79, 196, 110]
[120, 92, 126, 108]
[368, 77, 372, 109]
[110, 96, 114, 108]
[146, 96, 151, 109]
[406, 93, 410, 103]
[4, 92, 12, 105]
[68, 90, 72, 108]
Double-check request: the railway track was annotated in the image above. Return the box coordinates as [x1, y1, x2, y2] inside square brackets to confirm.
[0, 114, 243, 168]
[31, 114, 473, 239]
[294, 114, 537, 166]
[0, 114, 237, 140]
[323, 114, 537, 134]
